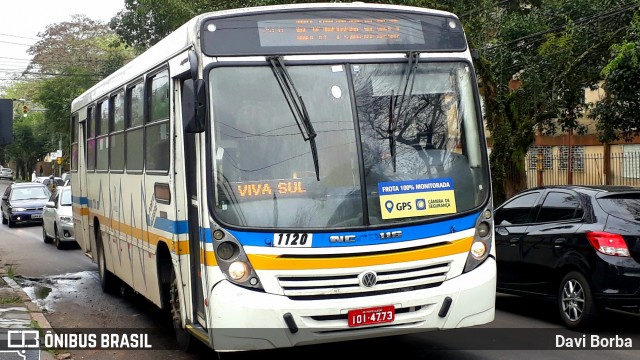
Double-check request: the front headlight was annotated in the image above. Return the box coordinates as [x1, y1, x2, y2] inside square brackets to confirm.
[463, 206, 494, 273]
[13, 208, 27, 212]
[211, 226, 263, 290]
[59, 216, 72, 223]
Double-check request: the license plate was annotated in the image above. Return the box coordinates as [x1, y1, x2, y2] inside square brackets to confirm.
[31, 214, 42, 219]
[348, 305, 395, 327]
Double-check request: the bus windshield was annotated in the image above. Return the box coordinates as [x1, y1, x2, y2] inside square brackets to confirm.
[210, 61, 489, 229]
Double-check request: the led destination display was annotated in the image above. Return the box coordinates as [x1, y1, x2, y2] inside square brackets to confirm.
[257, 18, 425, 47]
[201, 10, 466, 56]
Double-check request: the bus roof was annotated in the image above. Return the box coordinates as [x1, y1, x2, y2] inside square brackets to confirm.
[72, 2, 460, 111]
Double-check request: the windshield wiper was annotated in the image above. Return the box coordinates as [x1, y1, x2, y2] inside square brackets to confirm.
[268, 56, 320, 181]
[388, 51, 419, 172]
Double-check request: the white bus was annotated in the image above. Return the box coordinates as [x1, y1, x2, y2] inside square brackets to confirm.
[70, 2, 496, 353]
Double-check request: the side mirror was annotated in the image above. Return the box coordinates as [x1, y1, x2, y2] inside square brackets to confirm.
[182, 79, 206, 133]
[46, 201, 56, 208]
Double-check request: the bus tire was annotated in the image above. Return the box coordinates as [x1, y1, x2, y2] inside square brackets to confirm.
[97, 228, 119, 294]
[168, 266, 194, 352]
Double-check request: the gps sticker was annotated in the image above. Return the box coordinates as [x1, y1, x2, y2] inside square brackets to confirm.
[378, 178, 457, 219]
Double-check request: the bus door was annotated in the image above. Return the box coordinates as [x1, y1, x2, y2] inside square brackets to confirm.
[180, 78, 206, 326]
[77, 118, 91, 255]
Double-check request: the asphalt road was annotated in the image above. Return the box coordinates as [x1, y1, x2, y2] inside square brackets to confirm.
[0, 179, 639, 360]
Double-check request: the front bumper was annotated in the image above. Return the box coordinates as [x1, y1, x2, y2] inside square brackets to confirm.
[9, 211, 43, 223]
[57, 222, 75, 242]
[208, 257, 496, 352]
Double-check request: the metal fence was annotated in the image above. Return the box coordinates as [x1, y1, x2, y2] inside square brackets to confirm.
[507, 152, 640, 194]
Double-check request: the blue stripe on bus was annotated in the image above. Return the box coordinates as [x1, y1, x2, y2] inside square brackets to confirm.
[226, 212, 480, 247]
[72, 196, 89, 205]
[72, 194, 478, 246]
[153, 217, 189, 234]
[200, 227, 213, 243]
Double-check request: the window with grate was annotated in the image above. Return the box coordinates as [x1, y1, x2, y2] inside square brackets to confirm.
[558, 146, 584, 171]
[528, 146, 553, 170]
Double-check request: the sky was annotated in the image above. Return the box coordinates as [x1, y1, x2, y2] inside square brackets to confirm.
[0, 0, 125, 84]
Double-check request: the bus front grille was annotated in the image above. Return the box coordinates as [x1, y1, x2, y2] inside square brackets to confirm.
[276, 262, 450, 300]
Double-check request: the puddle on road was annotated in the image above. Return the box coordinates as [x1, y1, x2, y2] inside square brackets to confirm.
[33, 285, 52, 299]
[15, 271, 98, 312]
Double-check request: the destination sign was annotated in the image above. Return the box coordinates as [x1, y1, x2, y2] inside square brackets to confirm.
[257, 18, 424, 47]
[232, 180, 308, 199]
[201, 9, 466, 56]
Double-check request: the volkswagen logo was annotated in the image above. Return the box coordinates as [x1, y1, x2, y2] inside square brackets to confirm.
[358, 271, 378, 288]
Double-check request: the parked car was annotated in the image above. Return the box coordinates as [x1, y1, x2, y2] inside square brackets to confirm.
[494, 185, 640, 329]
[42, 185, 75, 249]
[0, 166, 14, 180]
[1, 182, 51, 227]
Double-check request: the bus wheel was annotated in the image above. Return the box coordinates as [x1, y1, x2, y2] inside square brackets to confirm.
[97, 229, 118, 293]
[169, 267, 194, 352]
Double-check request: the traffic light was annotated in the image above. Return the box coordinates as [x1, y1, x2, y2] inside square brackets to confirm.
[57, 157, 62, 165]
[22, 105, 28, 117]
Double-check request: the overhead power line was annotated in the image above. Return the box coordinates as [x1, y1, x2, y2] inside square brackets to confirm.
[0, 33, 39, 41]
[482, 2, 639, 53]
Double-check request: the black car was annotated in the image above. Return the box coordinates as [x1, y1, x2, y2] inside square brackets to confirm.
[1, 182, 51, 227]
[494, 185, 640, 329]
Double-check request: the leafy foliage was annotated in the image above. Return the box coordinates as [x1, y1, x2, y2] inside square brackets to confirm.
[0, 15, 132, 176]
[591, 16, 640, 142]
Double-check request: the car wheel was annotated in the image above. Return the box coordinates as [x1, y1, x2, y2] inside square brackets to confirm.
[558, 271, 598, 329]
[54, 226, 63, 250]
[42, 225, 53, 244]
[97, 229, 118, 293]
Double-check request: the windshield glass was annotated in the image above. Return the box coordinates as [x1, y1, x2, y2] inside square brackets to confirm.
[11, 187, 49, 201]
[60, 189, 72, 206]
[210, 61, 488, 229]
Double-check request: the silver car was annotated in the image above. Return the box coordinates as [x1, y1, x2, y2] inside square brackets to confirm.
[42, 186, 75, 249]
[0, 166, 14, 180]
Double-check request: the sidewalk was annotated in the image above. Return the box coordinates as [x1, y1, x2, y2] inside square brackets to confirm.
[0, 271, 57, 360]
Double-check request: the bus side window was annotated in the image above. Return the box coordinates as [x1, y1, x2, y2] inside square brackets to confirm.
[146, 70, 170, 172]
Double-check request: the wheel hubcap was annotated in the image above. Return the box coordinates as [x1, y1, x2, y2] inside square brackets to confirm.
[562, 279, 585, 321]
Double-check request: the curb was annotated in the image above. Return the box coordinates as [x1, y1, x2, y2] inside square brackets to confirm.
[3, 276, 53, 330]
[3, 276, 56, 360]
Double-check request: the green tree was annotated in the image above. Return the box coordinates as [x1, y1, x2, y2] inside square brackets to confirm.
[1, 15, 133, 176]
[591, 16, 640, 142]
[27, 15, 133, 166]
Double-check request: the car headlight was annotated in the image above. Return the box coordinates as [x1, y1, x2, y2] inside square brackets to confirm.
[12, 208, 27, 212]
[59, 216, 72, 223]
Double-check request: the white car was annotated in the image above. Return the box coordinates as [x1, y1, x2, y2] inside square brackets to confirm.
[0, 166, 14, 180]
[42, 185, 75, 249]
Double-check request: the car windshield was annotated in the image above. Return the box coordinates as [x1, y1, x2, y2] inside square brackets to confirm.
[210, 61, 489, 229]
[10, 187, 49, 201]
[60, 190, 72, 206]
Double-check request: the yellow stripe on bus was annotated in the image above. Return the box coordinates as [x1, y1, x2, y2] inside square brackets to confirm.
[72, 207, 90, 216]
[85, 211, 190, 255]
[247, 236, 473, 270]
